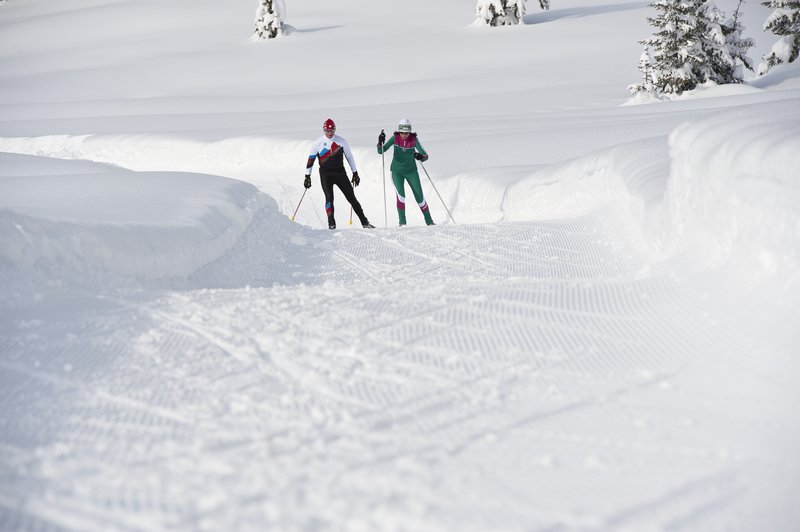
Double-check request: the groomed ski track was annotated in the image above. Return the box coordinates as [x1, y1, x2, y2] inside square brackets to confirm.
[1, 205, 795, 531]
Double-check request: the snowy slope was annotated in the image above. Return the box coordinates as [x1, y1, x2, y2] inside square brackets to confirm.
[1, 0, 799, 530]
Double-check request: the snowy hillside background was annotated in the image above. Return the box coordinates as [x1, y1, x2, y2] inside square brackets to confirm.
[1, 0, 799, 530]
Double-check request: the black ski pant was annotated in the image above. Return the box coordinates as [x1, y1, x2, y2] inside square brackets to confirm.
[320, 171, 368, 225]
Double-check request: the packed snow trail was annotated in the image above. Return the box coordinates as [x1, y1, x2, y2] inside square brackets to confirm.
[2, 202, 797, 531]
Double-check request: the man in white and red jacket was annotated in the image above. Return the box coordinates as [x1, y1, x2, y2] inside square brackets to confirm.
[304, 118, 374, 230]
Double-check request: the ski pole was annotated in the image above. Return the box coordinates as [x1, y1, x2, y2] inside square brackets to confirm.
[349, 206, 353, 226]
[381, 129, 387, 228]
[290, 188, 308, 222]
[420, 162, 456, 225]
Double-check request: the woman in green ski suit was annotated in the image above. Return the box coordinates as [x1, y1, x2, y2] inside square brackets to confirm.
[377, 118, 434, 226]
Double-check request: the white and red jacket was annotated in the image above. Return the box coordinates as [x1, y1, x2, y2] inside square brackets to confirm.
[305, 134, 357, 178]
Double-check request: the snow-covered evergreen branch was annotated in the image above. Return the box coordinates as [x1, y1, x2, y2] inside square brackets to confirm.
[759, 0, 800, 74]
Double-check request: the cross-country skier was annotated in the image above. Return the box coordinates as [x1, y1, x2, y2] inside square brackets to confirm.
[305, 118, 375, 230]
[377, 118, 434, 226]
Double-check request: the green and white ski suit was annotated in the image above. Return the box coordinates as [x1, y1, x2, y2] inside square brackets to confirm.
[378, 132, 434, 226]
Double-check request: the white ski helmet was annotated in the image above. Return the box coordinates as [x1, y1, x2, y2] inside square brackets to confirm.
[398, 118, 412, 133]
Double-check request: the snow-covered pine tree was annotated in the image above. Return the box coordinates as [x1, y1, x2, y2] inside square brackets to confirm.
[629, 48, 657, 94]
[475, 0, 527, 26]
[722, 0, 755, 78]
[255, 0, 285, 39]
[630, 0, 753, 97]
[759, 0, 800, 74]
[630, 0, 701, 96]
[693, 0, 753, 84]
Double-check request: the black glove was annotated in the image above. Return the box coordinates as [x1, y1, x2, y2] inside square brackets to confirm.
[378, 130, 386, 144]
[351, 171, 360, 187]
[414, 153, 428, 161]
[303, 175, 311, 189]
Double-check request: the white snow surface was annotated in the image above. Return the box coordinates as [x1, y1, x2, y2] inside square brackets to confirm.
[1, 0, 799, 530]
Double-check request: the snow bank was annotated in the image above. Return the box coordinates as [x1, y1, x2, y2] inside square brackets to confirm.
[502, 136, 668, 226]
[0, 153, 273, 279]
[660, 99, 800, 287]
[501, 98, 800, 299]
[0, 134, 308, 200]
